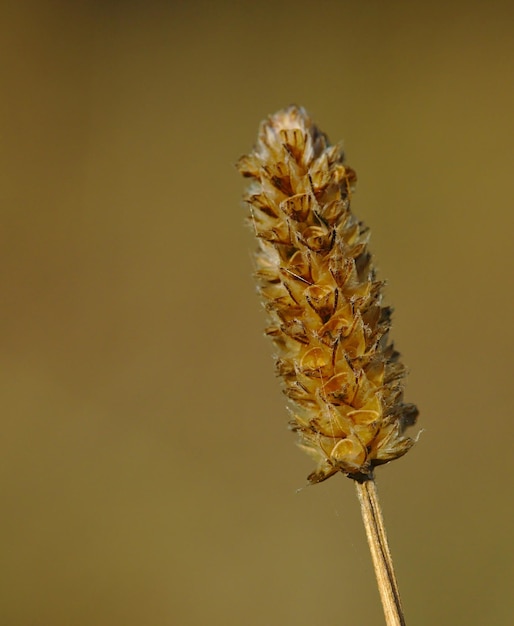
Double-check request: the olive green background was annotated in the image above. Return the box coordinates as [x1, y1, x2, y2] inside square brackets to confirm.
[1, 1, 513, 624]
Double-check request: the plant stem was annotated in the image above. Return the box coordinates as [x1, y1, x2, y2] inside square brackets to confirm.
[355, 477, 406, 626]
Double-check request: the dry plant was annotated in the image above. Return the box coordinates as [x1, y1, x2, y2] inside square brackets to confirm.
[238, 105, 419, 626]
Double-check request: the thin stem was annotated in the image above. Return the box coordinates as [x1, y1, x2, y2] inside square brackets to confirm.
[355, 477, 406, 626]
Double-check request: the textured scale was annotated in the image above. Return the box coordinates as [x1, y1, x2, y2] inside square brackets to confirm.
[238, 106, 418, 483]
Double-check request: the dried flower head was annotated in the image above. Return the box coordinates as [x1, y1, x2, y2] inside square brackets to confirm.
[238, 105, 418, 484]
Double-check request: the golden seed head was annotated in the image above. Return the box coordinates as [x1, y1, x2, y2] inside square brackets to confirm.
[238, 105, 418, 483]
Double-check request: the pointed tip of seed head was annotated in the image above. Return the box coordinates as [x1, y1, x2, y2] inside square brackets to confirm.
[266, 104, 310, 128]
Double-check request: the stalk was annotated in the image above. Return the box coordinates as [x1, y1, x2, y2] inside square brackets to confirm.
[356, 477, 405, 626]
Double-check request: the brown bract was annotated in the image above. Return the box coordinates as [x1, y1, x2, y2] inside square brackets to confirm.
[238, 106, 418, 483]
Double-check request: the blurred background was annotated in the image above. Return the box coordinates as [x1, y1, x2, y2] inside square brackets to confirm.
[1, 1, 513, 624]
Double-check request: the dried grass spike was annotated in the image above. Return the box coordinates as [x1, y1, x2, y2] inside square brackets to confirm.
[238, 105, 418, 484]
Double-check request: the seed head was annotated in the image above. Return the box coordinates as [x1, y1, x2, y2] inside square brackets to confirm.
[238, 106, 418, 483]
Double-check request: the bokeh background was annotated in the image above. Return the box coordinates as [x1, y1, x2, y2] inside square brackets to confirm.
[1, 1, 513, 624]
